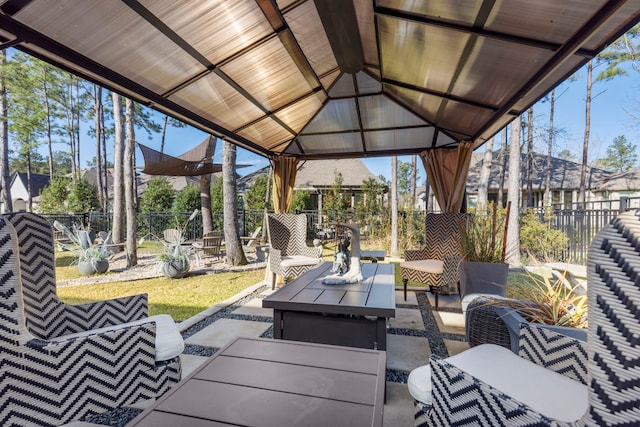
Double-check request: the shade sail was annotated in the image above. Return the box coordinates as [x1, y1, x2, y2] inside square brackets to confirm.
[1, 0, 639, 159]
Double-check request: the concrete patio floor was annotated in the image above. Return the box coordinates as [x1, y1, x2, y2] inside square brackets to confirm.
[66, 283, 469, 427]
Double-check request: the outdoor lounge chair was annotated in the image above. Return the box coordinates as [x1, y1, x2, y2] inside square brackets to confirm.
[163, 228, 182, 245]
[202, 230, 223, 260]
[400, 213, 470, 308]
[0, 212, 183, 426]
[267, 213, 322, 289]
[408, 209, 640, 426]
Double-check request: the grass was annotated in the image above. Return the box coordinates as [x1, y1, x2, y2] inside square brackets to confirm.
[57, 268, 265, 322]
[56, 240, 265, 322]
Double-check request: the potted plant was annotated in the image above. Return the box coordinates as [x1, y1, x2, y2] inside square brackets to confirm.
[157, 209, 199, 279]
[472, 270, 588, 353]
[458, 202, 510, 298]
[54, 221, 111, 275]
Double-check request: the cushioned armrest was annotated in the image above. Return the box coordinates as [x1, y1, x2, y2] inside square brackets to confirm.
[62, 293, 149, 331]
[52, 314, 184, 362]
[517, 323, 588, 384]
[26, 321, 158, 367]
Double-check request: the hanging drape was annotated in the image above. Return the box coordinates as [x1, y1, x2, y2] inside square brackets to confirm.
[271, 156, 299, 213]
[420, 141, 474, 213]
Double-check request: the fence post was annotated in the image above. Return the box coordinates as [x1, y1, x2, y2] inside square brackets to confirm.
[620, 196, 630, 213]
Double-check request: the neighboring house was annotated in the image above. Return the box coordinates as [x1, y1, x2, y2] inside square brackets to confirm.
[592, 169, 640, 209]
[464, 151, 613, 209]
[0, 172, 51, 213]
[238, 158, 387, 210]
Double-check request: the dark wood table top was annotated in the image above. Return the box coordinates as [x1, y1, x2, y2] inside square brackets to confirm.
[262, 262, 395, 318]
[130, 337, 386, 427]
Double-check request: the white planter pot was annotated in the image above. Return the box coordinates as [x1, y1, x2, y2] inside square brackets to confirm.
[161, 260, 190, 279]
[78, 259, 109, 275]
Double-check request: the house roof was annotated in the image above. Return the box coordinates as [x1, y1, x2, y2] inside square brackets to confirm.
[10, 172, 50, 199]
[238, 158, 383, 192]
[1, 1, 638, 160]
[595, 169, 640, 192]
[465, 151, 613, 192]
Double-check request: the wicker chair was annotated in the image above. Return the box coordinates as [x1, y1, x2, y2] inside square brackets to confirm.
[400, 213, 470, 309]
[267, 213, 322, 289]
[408, 209, 640, 426]
[0, 213, 183, 426]
[464, 297, 512, 350]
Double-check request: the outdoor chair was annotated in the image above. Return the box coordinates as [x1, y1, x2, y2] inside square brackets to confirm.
[400, 213, 470, 308]
[241, 226, 262, 251]
[267, 213, 323, 289]
[408, 209, 640, 426]
[163, 228, 181, 245]
[202, 231, 223, 260]
[0, 212, 183, 426]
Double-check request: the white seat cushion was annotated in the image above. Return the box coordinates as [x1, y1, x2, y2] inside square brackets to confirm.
[280, 255, 321, 267]
[461, 293, 505, 314]
[400, 259, 443, 274]
[407, 364, 432, 406]
[57, 314, 184, 362]
[447, 344, 588, 422]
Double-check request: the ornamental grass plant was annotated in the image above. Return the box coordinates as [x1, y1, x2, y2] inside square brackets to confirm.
[460, 202, 509, 263]
[493, 268, 588, 328]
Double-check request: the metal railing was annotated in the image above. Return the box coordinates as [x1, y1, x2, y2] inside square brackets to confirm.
[41, 198, 637, 264]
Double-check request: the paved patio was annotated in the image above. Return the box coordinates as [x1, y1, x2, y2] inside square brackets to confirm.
[67, 281, 469, 427]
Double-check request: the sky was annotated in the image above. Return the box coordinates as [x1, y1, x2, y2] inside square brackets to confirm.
[63, 61, 640, 183]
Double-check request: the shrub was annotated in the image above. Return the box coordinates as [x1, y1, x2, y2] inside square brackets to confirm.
[519, 208, 568, 263]
[140, 177, 174, 212]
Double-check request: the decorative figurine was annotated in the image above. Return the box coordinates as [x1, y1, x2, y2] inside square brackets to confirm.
[323, 223, 363, 284]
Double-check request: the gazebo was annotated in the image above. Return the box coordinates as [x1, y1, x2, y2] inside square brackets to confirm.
[2, 1, 639, 211]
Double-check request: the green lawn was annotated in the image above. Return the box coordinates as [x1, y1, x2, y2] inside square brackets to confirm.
[56, 240, 265, 322]
[57, 268, 265, 322]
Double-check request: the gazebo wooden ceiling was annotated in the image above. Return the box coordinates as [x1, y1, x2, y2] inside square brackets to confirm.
[1, 0, 639, 160]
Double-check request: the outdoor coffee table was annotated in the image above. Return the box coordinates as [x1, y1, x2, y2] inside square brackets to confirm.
[129, 337, 386, 427]
[262, 262, 395, 350]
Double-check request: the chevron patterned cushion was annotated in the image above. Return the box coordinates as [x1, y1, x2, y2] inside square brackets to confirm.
[57, 314, 184, 361]
[400, 259, 443, 274]
[445, 344, 588, 422]
[280, 255, 322, 268]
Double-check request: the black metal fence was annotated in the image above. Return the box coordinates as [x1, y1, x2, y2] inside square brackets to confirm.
[529, 196, 640, 264]
[41, 197, 639, 264]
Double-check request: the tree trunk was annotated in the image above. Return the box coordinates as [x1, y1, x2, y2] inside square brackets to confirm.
[94, 85, 105, 211]
[101, 97, 108, 209]
[43, 68, 54, 178]
[390, 156, 398, 257]
[124, 98, 137, 267]
[545, 89, 555, 207]
[0, 50, 12, 213]
[160, 115, 168, 153]
[578, 60, 592, 206]
[476, 136, 495, 213]
[200, 137, 215, 234]
[112, 93, 125, 243]
[506, 119, 521, 266]
[526, 107, 534, 207]
[222, 141, 247, 265]
[67, 84, 77, 181]
[410, 154, 417, 206]
[497, 129, 507, 206]
[26, 151, 33, 212]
